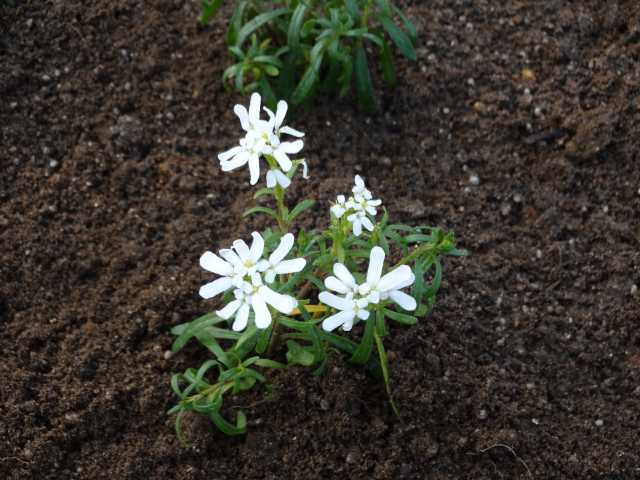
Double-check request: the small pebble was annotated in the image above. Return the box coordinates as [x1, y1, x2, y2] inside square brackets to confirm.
[595, 419, 604, 427]
[49, 160, 59, 168]
[469, 174, 480, 186]
[536, 249, 542, 259]
[631, 284, 638, 296]
[477, 409, 488, 420]
[602, 205, 609, 213]
[532, 418, 540, 425]
[163, 350, 172, 360]
[443, 107, 450, 114]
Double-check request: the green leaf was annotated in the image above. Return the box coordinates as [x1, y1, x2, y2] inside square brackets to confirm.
[392, 4, 418, 43]
[350, 316, 375, 364]
[291, 39, 327, 105]
[210, 409, 247, 436]
[286, 340, 316, 366]
[374, 330, 399, 416]
[255, 325, 271, 354]
[227, 1, 248, 45]
[171, 313, 226, 352]
[380, 38, 396, 86]
[253, 358, 286, 369]
[199, 0, 224, 24]
[354, 44, 375, 110]
[287, 199, 315, 223]
[175, 410, 189, 446]
[380, 14, 416, 61]
[287, 3, 308, 56]
[253, 187, 274, 199]
[345, 0, 360, 21]
[243, 206, 279, 220]
[235, 8, 290, 47]
[383, 308, 417, 325]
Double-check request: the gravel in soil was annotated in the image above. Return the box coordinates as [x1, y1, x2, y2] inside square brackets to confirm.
[1, 0, 640, 479]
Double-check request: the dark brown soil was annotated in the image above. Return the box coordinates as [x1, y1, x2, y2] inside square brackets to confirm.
[2, 0, 640, 478]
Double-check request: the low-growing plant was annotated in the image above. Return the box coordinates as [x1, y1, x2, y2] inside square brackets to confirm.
[200, 0, 418, 109]
[169, 93, 466, 439]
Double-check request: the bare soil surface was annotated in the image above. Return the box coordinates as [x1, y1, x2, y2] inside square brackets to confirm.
[2, 1, 640, 478]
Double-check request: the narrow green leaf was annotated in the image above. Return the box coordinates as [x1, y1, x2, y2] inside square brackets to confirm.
[243, 206, 279, 220]
[253, 358, 286, 369]
[345, 0, 360, 21]
[383, 308, 417, 325]
[392, 4, 418, 43]
[354, 44, 375, 110]
[255, 325, 272, 354]
[380, 15, 416, 61]
[171, 313, 225, 352]
[380, 38, 396, 86]
[286, 340, 316, 366]
[175, 410, 189, 446]
[350, 316, 375, 364]
[287, 3, 308, 55]
[253, 187, 274, 199]
[210, 409, 247, 436]
[199, 0, 224, 24]
[235, 8, 289, 47]
[374, 331, 399, 416]
[291, 39, 327, 105]
[227, 1, 249, 47]
[287, 199, 315, 223]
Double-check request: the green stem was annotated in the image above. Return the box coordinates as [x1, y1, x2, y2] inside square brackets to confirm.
[266, 313, 281, 357]
[274, 184, 289, 233]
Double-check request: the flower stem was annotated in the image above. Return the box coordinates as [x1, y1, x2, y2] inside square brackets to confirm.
[274, 184, 289, 233]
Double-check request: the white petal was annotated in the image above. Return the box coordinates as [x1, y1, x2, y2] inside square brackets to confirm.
[352, 219, 362, 237]
[273, 149, 293, 172]
[319, 291, 355, 312]
[249, 232, 264, 262]
[368, 290, 380, 304]
[274, 169, 291, 189]
[280, 126, 305, 138]
[324, 276, 350, 294]
[216, 299, 242, 319]
[232, 303, 250, 331]
[275, 100, 288, 129]
[365, 206, 377, 216]
[233, 105, 250, 131]
[200, 251, 233, 276]
[322, 310, 355, 332]
[269, 233, 294, 265]
[367, 247, 385, 285]
[331, 204, 346, 218]
[369, 199, 382, 207]
[264, 269, 276, 284]
[219, 248, 242, 266]
[218, 145, 243, 162]
[361, 216, 375, 232]
[263, 106, 276, 127]
[354, 175, 364, 188]
[274, 258, 306, 274]
[249, 93, 262, 125]
[378, 265, 415, 292]
[233, 239, 251, 262]
[333, 263, 357, 289]
[220, 150, 249, 171]
[259, 286, 297, 314]
[248, 154, 260, 185]
[394, 271, 416, 290]
[251, 293, 272, 329]
[199, 277, 233, 299]
[300, 159, 309, 178]
[250, 271, 262, 287]
[280, 139, 304, 154]
[256, 259, 270, 272]
[356, 309, 370, 320]
[266, 170, 276, 188]
[389, 290, 417, 311]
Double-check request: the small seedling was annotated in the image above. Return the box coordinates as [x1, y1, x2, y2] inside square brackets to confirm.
[169, 93, 466, 439]
[199, 0, 418, 109]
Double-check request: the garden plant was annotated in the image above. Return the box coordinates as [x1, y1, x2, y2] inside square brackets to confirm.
[199, 0, 417, 109]
[169, 93, 466, 439]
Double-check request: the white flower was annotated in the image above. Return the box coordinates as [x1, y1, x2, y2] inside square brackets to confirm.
[319, 247, 417, 332]
[318, 291, 370, 332]
[216, 273, 298, 331]
[353, 174, 372, 201]
[331, 195, 347, 218]
[199, 231, 304, 331]
[218, 93, 305, 187]
[257, 233, 306, 283]
[266, 169, 291, 189]
[347, 210, 375, 237]
[330, 175, 382, 236]
[357, 247, 417, 311]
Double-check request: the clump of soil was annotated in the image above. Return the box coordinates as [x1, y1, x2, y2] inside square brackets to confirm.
[1, 0, 640, 479]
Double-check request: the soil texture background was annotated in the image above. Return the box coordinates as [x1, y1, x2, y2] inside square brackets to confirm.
[1, 0, 640, 479]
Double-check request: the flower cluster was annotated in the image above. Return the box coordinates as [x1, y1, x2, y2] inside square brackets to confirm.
[331, 175, 382, 236]
[319, 247, 416, 332]
[199, 232, 306, 331]
[218, 93, 306, 187]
